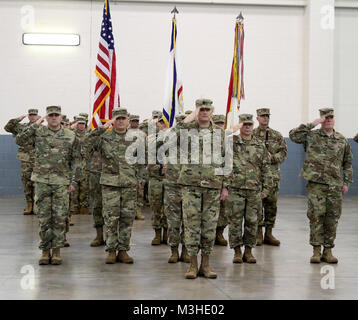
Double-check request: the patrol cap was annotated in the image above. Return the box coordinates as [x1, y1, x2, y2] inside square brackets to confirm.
[239, 114, 254, 124]
[195, 98, 213, 109]
[319, 108, 334, 118]
[46, 105, 61, 115]
[77, 116, 87, 124]
[73, 116, 78, 122]
[64, 118, 69, 124]
[28, 109, 38, 115]
[61, 115, 67, 123]
[152, 110, 162, 118]
[213, 115, 226, 123]
[79, 113, 89, 120]
[256, 108, 271, 116]
[130, 115, 140, 121]
[175, 114, 186, 122]
[185, 110, 193, 115]
[112, 107, 129, 119]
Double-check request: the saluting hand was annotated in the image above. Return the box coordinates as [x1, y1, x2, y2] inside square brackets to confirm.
[104, 118, 116, 128]
[18, 114, 27, 121]
[313, 117, 325, 126]
[36, 116, 46, 126]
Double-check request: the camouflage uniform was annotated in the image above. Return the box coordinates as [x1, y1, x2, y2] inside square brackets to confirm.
[4, 110, 38, 210]
[253, 110, 287, 228]
[354, 133, 358, 143]
[15, 106, 82, 250]
[224, 115, 272, 249]
[289, 109, 353, 249]
[87, 108, 141, 253]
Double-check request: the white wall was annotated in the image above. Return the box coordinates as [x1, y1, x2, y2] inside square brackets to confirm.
[0, 0, 357, 138]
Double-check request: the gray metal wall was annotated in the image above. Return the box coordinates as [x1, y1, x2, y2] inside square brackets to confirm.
[0, 135, 357, 195]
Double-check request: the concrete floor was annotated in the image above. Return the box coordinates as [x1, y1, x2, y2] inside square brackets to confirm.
[0, 195, 357, 300]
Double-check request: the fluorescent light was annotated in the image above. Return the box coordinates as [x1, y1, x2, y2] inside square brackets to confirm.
[22, 33, 80, 46]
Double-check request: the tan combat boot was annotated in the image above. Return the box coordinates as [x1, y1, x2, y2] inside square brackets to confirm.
[23, 202, 33, 215]
[256, 226, 263, 246]
[321, 248, 338, 264]
[310, 246, 321, 264]
[116, 250, 134, 264]
[264, 227, 280, 246]
[180, 245, 190, 263]
[105, 251, 116, 264]
[162, 228, 168, 244]
[168, 247, 179, 263]
[233, 246, 243, 264]
[64, 235, 70, 247]
[80, 207, 91, 215]
[135, 208, 145, 220]
[39, 250, 50, 265]
[69, 218, 74, 226]
[151, 229, 161, 245]
[90, 226, 105, 247]
[185, 255, 198, 279]
[51, 248, 62, 265]
[215, 227, 228, 246]
[243, 246, 256, 264]
[198, 255, 217, 279]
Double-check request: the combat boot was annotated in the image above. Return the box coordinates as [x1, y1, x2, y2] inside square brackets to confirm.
[64, 236, 70, 247]
[168, 247, 179, 263]
[243, 246, 256, 264]
[233, 246, 243, 264]
[151, 229, 161, 245]
[264, 227, 280, 246]
[180, 245, 190, 263]
[51, 248, 62, 265]
[198, 255, 217, 279]
[105, 251, 116, 264]
[116, 250, 134, 264]
[23, 202, 33, 215]
[162, 228, 168, 244]
[69, 218, 74, 226]
[80, 207, 91, 215]
[135, 208, 145, 220]
[256, 226, 263, 246]
[321, 248, 338, 264]
[215, 227, 228, 246]
[90, 226, 105, 247]
[39, 250, 50, 265]
[310, 246, 321, 264]
[185, 255, 198, 279]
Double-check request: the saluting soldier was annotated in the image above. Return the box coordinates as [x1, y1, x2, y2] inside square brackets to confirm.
[289, 108, 353, 263]
[4, 109, 40, 215]
[253, 108, 287, 246]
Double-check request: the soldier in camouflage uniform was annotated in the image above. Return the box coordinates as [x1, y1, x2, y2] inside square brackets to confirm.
[253, 108, 287, 246]
[222, 114, 272, 264]
[289, 108, 353, 264]
[129, 114, 146, 221]
[69, 117, 91, 215]
[164, 114, 190, 264]
[354, 133, 358, 143]
[148, 115, 168, 245]
[87, 108, 142, 264]
[4, 109, 40, 215]
[16, 106, 82, 265]
[212, 114, 229, 246]
[177, 99, 227, 279]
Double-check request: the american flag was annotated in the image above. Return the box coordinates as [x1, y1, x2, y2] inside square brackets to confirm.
[91, 0, 120, 129]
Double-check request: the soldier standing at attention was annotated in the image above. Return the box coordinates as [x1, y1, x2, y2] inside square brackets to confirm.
[178, 99, 227, 279]
[87, 108, 142, 264]
[253, 108, 287, 246]
[15, 106, 82, 265]
[212, 114, 229, 247]
[222, 114, 272, 264]
[4, 109, 40, 215]
[289, 108, 353, 264]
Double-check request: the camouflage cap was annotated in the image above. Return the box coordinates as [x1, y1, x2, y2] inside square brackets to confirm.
[152, 110, 162, 118]
[319, 108, 334, 118]
[46, 105, 61, 115]
[77, 116, 86, 124]
[112, 107, 129, 118]
[185, 110, 193, 115]
[130, 114, 140, 121]
[239, 113, 254, 124]
[256, 108, 271, 116]
[195, 98, 213, 109]
[28, 109, 38, 115]
[73, 116, 78, 121]
[79, 113, 89, 120]
[213, 114, 226, 123]
[63, 118, 69, 124]
[61, 115, 67, 123]
[175, 114, 186, 122]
